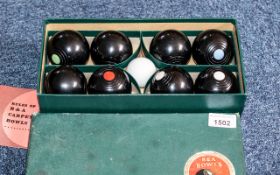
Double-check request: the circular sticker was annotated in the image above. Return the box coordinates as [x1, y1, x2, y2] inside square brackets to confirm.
[103, 71, 116, 81]
[213, 49, 224, 61]
[184, 151, 235, 175]
[155, 71, 166, 81]
[51, 54, 61, 64]
[2, 91, 39, 147]
[213, 71, 226, 81]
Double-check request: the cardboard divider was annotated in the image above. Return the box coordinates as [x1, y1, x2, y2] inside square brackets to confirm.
[45, 22, 236, 31]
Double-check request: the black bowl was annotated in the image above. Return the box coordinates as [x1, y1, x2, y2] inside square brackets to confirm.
[91, 31, 133, 65]
[194, 67, 239, 93]
[44, 65, 87, 94]
[47, 30, 89, 65]
[192, 29, 234, 65]
[150, 67, 193, 93]
[88, 66, 132, 94]
[150, 30, 192, 65]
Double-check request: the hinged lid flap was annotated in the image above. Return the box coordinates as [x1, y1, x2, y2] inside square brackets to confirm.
[26, 113, 245, 175]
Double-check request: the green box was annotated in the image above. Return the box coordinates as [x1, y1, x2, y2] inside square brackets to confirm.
[26, 19, 247, 175]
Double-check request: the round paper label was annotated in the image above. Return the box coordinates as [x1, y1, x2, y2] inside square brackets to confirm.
[2, 91, 39, 147]
[184, 151, 235, 175]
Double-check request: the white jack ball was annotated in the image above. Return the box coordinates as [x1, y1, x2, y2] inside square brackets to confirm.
[126, 57, 157, 87]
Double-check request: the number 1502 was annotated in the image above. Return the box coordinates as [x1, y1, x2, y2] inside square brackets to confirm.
[214, 120, 230, 126]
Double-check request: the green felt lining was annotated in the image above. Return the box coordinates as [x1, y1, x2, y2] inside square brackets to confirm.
[26, 113, 245, 175]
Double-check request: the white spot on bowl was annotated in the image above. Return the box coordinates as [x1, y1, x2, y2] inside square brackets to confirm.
[213, 71, 225, 81]
[155, 71, 166, 81]
[213, 49, 224, 61]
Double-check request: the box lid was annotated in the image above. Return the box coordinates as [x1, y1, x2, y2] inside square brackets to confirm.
[26, 113, 245, 175]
